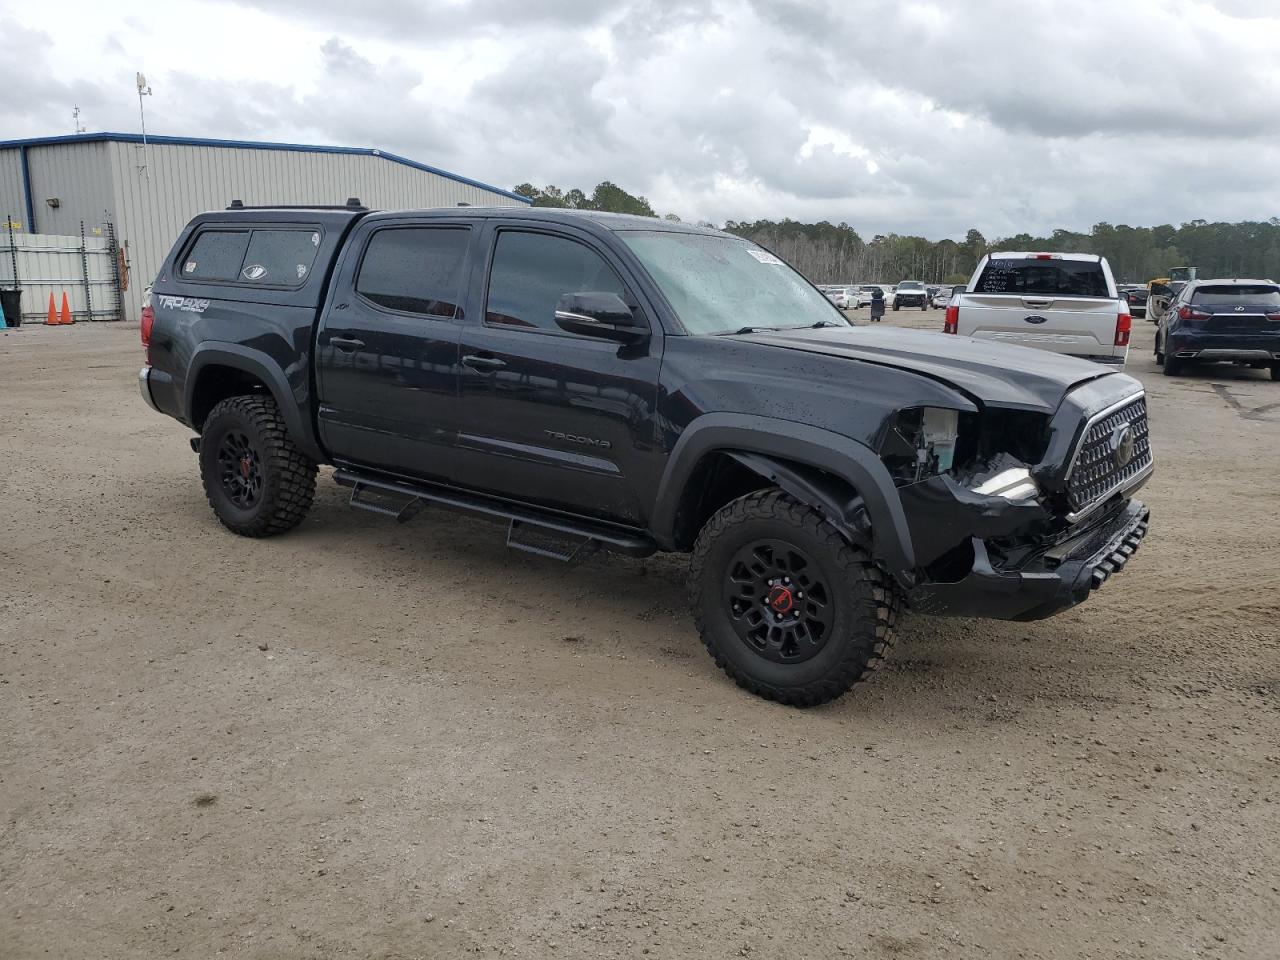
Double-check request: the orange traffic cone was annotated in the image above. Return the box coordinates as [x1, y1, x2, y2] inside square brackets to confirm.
[59, 292, 73, 325]
[47, 292, 58, 325]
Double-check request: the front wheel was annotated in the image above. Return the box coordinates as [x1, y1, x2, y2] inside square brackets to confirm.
[689, 490, 899, 707]
[199, 395, 317, 537]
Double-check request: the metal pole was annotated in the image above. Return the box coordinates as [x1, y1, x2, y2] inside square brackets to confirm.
[105, 219, 123, 322]
[80, 220, 92, 322]
[6, 215, 17, 290]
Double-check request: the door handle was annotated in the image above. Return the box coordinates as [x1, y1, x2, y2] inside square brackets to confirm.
[462, 354, 506, 371]
[330, 336, 365, 352]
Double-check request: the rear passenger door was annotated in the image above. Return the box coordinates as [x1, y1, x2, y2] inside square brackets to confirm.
[315, 219, 475, 481]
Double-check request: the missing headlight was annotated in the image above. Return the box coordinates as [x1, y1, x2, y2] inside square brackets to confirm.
[880, 407, 962, 485]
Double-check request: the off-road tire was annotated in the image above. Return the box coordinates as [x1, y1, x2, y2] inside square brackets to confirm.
[689, 489, 899, 707]
[199, 395, 317, 537]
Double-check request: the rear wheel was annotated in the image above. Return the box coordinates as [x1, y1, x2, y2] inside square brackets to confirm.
[1163, 355, 1184, 376]
[199, 395, 317, 537]
[689, 489, 899, 707]
[1271, 363, 1279, 381]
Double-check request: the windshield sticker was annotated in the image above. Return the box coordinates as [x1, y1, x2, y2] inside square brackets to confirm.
[311, 232, 320, 246]
[747, 249, 783, 265]
[242, 264, 267, 280]
[183, 261, 197, 273]
[296, 263, 308, 279]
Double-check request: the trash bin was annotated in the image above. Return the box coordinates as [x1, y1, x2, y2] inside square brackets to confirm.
[0, 288, 22, 328]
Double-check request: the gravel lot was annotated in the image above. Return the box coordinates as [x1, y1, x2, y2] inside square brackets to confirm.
[2, 314, 1278, 959]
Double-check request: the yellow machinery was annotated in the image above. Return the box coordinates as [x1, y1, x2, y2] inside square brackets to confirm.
[1147, 267, 1197, 322]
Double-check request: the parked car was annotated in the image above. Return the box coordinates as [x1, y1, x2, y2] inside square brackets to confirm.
[138, 204, 1152, 707]
[823, 288, 852, 309]
[1118, 285, 1148, 319]
[1155, 278, 1280, 379]
[944, 252, 1130, 366]
[850, 287, 874, 308]
[893, 281, 929, 311]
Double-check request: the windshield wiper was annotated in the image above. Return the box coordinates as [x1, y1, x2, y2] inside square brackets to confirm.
[808, 320, 844, 328]
[719, 325, 779, 335]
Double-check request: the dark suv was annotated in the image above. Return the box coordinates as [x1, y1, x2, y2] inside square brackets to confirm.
[1156, 279, 1280, 379]
[138, 203, 1153, 706]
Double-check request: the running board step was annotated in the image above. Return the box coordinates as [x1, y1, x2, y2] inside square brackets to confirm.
[347, 481, 427, 523]
[332, 468, 655, 559]
[506, 520, 598, 564]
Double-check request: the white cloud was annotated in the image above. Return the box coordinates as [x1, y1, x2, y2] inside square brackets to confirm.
[3, 0, 1278, 239]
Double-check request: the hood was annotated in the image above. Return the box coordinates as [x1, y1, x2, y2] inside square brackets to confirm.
[732, 326, 1119, 413]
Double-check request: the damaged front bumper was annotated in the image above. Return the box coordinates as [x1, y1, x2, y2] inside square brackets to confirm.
[900, 478, 1150, 622]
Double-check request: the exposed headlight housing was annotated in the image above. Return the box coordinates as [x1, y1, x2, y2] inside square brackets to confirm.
[971, 466, 1039, 500]
[880, 407, 962, 485]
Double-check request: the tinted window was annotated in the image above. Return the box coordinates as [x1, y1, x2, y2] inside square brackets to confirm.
[182, 231, 250, 281]
[974, 258, 1109, 297]
[240, 229, 321, 285]
[1192, 285, 1280, 306]
[356, 227, 470, 317]
[486, 231, 628, 331]
[898, 281, 924, 290]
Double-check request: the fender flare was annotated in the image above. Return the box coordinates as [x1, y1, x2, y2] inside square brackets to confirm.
[185, 343, 324, 462]
[650, 413, 915, 575]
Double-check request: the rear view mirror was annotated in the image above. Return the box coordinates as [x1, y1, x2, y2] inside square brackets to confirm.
[554, 292, 647, 342]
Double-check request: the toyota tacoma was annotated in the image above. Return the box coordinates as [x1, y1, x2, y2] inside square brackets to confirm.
[137, 202, 1153, 706]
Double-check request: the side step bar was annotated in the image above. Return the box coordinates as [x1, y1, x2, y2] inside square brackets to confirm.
[332, 468, 656, 560]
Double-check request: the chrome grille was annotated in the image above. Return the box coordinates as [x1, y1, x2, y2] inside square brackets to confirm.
[1066, 395, 1151, 516]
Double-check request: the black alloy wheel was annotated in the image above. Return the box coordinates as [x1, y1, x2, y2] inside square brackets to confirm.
[199, 395, 317, 537]
[216, 429, 263, 509]
[723, 538, 834, 664]
[690, 489, 900, 706]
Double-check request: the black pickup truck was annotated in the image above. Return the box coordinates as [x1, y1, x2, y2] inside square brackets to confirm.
[138, 202, 1153, 706]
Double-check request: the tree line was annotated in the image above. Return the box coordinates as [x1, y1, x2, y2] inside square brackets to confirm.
[513, 182, 1280, 285]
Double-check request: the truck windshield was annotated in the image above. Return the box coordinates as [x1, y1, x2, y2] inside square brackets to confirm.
[619, 230, 844, 335]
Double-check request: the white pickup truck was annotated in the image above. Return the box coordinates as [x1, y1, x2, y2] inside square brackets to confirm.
[944, 252, 1131, 365]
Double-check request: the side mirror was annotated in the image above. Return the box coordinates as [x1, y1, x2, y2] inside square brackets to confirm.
[554, 292, 647, 342]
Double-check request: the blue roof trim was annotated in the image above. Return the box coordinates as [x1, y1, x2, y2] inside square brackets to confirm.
[0, 132, 532, 205]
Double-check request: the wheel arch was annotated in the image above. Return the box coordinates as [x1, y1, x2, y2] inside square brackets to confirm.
[651, 414, 915, 576]
[186, 344, 324, 462]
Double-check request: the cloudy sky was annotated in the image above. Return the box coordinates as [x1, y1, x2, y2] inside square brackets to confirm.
[3, 0, 1278, 239]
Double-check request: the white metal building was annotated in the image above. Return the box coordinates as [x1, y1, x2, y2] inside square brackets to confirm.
[0, 133, 530, 321]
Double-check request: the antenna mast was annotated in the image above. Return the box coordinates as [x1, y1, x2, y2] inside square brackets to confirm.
[73, 105, 85, 135]
[136, 72, 153, 178]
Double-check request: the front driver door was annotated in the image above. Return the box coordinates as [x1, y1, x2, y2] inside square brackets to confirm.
[316, 221, 474, 481]
[451, 225, 663, 525]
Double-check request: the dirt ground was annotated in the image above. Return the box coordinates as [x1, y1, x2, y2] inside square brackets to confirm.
[2, 312, 1278, 960]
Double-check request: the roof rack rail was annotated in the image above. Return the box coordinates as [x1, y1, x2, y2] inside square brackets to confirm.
[226, 197, 368, 211]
